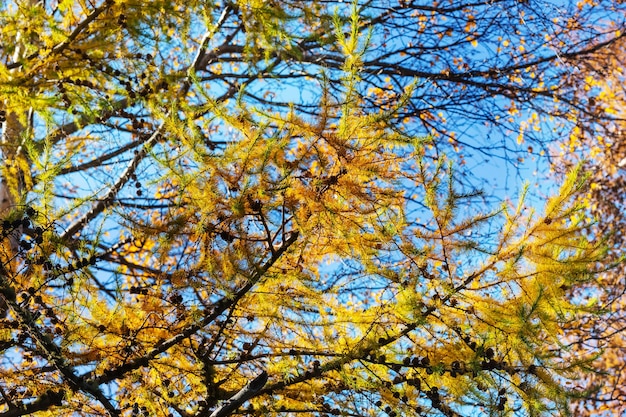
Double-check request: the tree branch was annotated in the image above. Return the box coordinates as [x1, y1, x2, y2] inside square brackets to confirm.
[59, 124, 162, 240]
[6, 0, 115, 70]
[86, 231, 299, 385]
[206, 371, 268, 417]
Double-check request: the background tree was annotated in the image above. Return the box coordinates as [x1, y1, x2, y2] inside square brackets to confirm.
[551, 25, 626, 416]
[0, 1, 624, 416]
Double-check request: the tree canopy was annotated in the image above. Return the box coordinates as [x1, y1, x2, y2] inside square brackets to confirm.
[554, 26, 626, 415]
[0, 1, 624, 416]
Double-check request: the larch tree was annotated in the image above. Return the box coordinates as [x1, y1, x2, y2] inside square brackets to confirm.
[0, 1, 623, 417]
[551, 24, 626, 416]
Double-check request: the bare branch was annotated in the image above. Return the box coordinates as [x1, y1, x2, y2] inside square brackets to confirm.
[59, 124, 162, 240]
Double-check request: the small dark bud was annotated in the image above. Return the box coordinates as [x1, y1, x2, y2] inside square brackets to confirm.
[485, 347, 494, 359]
[219, 231, 233, 242]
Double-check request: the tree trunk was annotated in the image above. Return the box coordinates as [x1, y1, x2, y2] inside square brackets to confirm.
[0, 0, 38, 316]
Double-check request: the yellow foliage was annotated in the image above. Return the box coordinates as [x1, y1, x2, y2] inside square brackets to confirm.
[0, 1, 618, 416]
